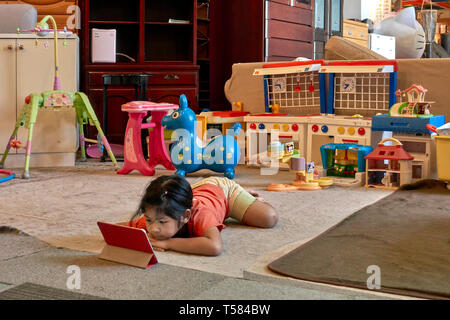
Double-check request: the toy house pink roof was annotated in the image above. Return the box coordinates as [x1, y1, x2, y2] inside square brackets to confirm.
[405, 84, 427, 93]
[365, 145, 413, 161]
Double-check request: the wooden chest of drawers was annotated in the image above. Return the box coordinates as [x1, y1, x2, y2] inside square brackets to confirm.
[343, 19, 369, 47]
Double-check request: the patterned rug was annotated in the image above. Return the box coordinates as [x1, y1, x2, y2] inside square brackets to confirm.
[0, 161, 391, 278]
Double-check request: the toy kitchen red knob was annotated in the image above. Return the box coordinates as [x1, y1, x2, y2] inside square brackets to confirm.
[292, 124, 299, 131]
[250, 123, 257, 130]
[358, 127, 366, 135]
[312, 124, 319, 132]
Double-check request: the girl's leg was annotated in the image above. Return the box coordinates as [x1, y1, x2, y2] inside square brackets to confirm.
[241, 200, 278, 228]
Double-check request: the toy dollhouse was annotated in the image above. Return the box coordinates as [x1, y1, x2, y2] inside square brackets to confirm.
[365, 138, 414, 189]
[389, 84, 434, 118]
[372, 83, 445, 182]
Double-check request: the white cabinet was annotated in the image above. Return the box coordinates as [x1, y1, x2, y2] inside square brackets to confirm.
[0, 34, 78, 168]
[369, 33, 395, 59]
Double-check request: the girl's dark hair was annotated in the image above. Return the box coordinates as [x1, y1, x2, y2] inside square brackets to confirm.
[130, 175, 193, 223]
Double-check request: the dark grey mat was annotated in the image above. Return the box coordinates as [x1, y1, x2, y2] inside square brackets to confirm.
[268, 180, 450, 300]
[0, 227, 50, 261]
[0, 282, 108, 300]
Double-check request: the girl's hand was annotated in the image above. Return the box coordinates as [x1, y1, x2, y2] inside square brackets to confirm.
[148, 237, 169, 252]
[246, 189, 264, 202]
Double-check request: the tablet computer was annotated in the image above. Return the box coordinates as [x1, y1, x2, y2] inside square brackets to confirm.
[97, 221, 158, 269]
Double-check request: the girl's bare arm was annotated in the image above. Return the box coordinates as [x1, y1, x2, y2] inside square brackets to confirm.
[149, 226, 223, 256]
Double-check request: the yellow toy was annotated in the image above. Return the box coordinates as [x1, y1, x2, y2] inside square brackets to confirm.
[267, 152, 333, 191]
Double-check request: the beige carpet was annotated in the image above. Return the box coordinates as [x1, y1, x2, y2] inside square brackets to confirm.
[0, 161, 392, 278]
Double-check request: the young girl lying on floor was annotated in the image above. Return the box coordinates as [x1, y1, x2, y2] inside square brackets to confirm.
[128, 175, 278, 256]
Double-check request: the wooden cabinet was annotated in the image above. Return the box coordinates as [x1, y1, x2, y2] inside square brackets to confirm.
[80, 0, 199, 144]
[0, 39, 16, 161]
[209, 0, 314, 109]
[265, 0, 314, 61]
[0, 34, 78, 168]
[342, 19, 369, 47]
[197, 0, 210, 110]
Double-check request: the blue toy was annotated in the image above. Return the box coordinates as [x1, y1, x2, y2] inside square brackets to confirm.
[320, 143, 373, 177]
[161, 95, 241, 179]
[0, 169, 15, 183]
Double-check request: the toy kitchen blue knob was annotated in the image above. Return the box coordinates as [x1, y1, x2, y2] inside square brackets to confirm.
[321, 125, 328, 133]
[258, 123, 265, 130]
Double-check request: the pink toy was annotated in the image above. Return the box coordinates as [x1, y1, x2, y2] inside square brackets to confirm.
[117, 101, 179, 176]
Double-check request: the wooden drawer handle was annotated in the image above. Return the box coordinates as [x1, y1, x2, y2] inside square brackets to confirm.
[347, 30, 352, 35]
[7, 44, 14, 50]
[164, 74, 180, 80]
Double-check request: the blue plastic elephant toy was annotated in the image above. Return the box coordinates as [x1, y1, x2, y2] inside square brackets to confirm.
[161, 94, 241, 179]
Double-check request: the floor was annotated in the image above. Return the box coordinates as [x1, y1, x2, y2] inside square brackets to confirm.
[0, 160, 411, 300]
[0, 231, 402, 300]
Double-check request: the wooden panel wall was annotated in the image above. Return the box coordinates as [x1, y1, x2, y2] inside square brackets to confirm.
[209, 0, 264, 110]
[209, 0, 313, 109]
[0, 0, 78, 30]
[266, 0, 313, 61]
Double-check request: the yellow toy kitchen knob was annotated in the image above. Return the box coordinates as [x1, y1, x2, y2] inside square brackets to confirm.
[348, 127, 355, 135]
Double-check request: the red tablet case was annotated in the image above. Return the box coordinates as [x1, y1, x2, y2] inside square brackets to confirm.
[97, 221, 158, 269]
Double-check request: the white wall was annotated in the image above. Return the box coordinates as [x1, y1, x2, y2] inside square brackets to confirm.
[343, 0, 372, 20]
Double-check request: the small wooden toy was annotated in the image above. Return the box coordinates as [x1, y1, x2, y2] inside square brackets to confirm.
[266, 154, 333, 191]
[365, 138, 414, 189]
[232, 101, 244, 112]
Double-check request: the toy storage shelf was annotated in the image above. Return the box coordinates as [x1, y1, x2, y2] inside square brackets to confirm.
[80, 0, 199, 144]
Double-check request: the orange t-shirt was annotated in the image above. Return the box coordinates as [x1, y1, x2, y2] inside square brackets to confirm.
[128, 184, 229, 237]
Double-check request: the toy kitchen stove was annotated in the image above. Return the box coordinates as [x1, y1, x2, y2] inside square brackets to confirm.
[244, 114, 309, 167]
[306, 115, 381, 166]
